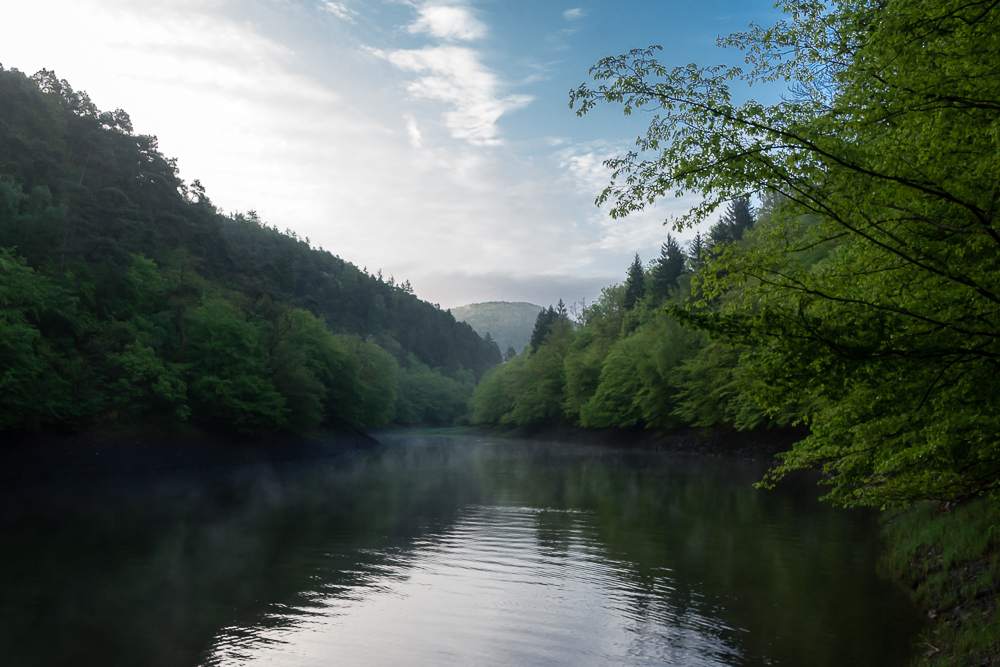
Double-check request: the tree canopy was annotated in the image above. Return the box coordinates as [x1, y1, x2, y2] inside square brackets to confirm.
[0, 65, 500, 435]
[568, 0, 1000, 506]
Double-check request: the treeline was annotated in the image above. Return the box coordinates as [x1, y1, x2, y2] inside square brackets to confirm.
[560, 0, 1000, 510]
[0, 66, 500, 435]
[471, 197, 773, 431]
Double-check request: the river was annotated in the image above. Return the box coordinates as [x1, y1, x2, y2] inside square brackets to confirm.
[0, 433, 922, 666]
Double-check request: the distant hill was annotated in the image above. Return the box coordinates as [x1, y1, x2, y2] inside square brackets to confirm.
[451, 301, 543, 356]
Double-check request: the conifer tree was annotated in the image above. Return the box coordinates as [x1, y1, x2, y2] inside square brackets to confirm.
[650, 235, 686, 299]
[687, 233, 706, 272]
[623, 254, 645, 310]
[709, 197, 754, 250]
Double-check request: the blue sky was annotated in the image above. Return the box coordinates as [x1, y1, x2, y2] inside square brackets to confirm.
[2, 0, 783, 308]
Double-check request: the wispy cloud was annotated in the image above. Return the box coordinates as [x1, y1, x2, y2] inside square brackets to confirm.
[554, 141, 619, 197]
[554, 142, 703, 254]
[1, 0, 703, 309]
[404, 112, 422, 147]
[408, 4, 486, 41]
[319, 1, 357, 22]
[563, 8, 587, 21]
[382, 45, 531, 145]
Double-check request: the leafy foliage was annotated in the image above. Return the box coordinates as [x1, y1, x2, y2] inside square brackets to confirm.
[568, 0, 1000, 506]
[471, 246, 749, 434]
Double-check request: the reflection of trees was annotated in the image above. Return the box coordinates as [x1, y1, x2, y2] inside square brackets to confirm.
[0, 437, 919, 667]
[461, 441, 919, 667]
[0, 453, 484, 667]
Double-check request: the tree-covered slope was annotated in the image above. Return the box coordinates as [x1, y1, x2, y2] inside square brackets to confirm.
[476, 0, 1000, 510]
[0, 66, 500, 435]
[470, 204, 764, 435]
[564, 0, 1000, 508]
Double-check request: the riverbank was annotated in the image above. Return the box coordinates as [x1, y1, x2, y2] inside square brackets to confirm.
[0, 426, 379, 481]
[881, 498, 1000, 667]
[461, 423, 809, 462]
[3, 423, 799, 482]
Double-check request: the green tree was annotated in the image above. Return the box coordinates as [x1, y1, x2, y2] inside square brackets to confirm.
[470, 355, 521, 425]
[570, 0, 1000, 506]
[529, 306, 558, 351]
[481, 331, 502, 367]
[336, 335, 398, 428]
[622, 254, 645, 310]
[687, 233, 706, 272]
[579, 334, 646, 428]
[0, 249, 71, 430]
[109, 341, 189, 422]
[507, 317, 573, 426]
[650, 235, 686, 300]
[184, 299, 287, 433]
[709, 197, 754, 251]
[562, 328, 611, 422]
[394, 358, 473, 426]
[276, 308, 359, 429]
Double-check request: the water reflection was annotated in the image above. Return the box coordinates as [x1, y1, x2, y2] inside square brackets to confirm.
[0, 434, 920, 666]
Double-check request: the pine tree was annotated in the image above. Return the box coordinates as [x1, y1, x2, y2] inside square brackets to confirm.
[687, 233, 706, 272]
[529, 306, 556, 351]
[529, 303, 571, 351]
[650, 234, 686, 299]
[709, 196, 754, 250]
[623, 254, 645, 310]
[481, 332, 502, 366]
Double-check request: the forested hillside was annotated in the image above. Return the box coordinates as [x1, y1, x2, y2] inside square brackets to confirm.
[471, 209, 758, 431]
[477, 0, 1000, 513]
[450, 301, 541, 359]
[0, 66, 501, 435]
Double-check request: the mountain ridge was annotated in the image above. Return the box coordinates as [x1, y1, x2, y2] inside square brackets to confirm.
[451, 301, 543, 357]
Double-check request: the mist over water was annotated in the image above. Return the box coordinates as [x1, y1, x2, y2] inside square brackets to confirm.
[0, 434, 921, 666]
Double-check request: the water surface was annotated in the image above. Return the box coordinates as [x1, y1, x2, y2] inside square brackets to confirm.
[0, 434, 921, 666]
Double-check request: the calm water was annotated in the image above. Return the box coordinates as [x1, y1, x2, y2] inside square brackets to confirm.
[0, 433, 921, 666]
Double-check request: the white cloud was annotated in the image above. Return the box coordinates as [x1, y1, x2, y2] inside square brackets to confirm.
[555, 142, 617, 197]
[0, 0, 686, 308]
[554, 142, 704, 255]
[384, 46, 532, 145]
[563, 8, 587, 20]
[319, 1, 357, 22]
[408, 4, 486, 41]
[404, 113, 423, 148]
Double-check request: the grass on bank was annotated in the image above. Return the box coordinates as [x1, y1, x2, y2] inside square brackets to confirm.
[881, 498, 1000, 666]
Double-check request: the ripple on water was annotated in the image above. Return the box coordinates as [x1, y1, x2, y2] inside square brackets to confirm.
[203, 499, 748, 667]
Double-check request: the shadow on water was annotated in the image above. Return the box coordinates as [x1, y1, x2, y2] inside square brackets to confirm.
[0, 433, 922, 666]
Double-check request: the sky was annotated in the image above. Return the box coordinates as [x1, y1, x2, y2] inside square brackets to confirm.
[1, 0, 784, 309]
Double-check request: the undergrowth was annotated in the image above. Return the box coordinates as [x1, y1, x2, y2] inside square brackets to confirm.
[881, 498, 1000, 666]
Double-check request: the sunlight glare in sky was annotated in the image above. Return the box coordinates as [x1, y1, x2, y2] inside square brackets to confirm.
[1, 0, 781, 308]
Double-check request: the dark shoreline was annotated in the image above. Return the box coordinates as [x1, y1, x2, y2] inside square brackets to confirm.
[0, 422, 804, 483]
[467, 423, 809, 462]
[0, 428, 380, 482]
